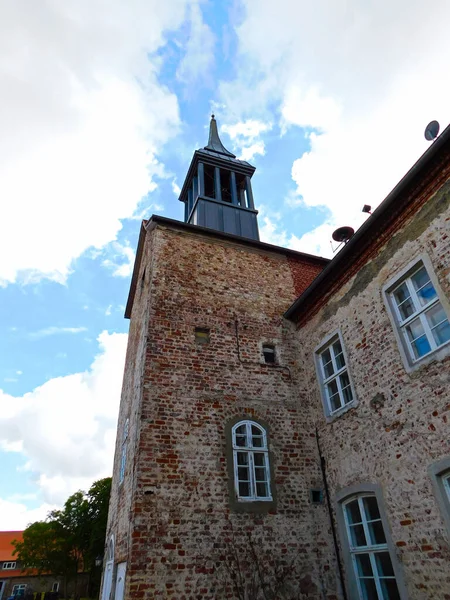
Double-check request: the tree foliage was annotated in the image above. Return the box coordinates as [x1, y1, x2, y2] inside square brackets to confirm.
[13, 477, 111, 598]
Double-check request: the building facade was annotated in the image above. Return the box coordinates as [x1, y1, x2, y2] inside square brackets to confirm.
[102, 118, 450, 600]
[0, 531, 65, 600]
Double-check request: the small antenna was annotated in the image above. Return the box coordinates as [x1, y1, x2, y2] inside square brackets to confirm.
[424, 120, 439, 141]
[331, 226, 355, 253]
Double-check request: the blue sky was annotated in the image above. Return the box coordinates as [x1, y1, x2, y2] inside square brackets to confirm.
[1, 0, 450, 529]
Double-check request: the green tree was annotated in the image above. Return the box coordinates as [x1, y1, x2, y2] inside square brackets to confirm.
[13, 477, 111, 599]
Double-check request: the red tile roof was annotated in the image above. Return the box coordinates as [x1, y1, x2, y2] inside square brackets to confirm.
[0, 531, 22, 561]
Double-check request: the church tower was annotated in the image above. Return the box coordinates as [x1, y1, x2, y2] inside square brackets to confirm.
[102, 118, 336, 600]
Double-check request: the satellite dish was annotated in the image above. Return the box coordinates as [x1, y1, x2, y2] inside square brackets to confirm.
[424, 120, 440, 141]
[332, 226, 354, 243]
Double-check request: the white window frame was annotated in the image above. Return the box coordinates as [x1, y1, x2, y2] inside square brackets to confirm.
[119, 418, 129, 485]
[342, 494, 401, 599]
[2, 562, 16, 570]
[51, 583, 59, 593]
[429, 457, 450, 536]
[12, 585, 25, 595]
[232, 420, 272, 502]
[384, 256, 450, 371]
[315, 331, 357, 421]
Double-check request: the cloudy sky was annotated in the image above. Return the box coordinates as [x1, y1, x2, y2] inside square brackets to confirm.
[1, 0, 450, 530]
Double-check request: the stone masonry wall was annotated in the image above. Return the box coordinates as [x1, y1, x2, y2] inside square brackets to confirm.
[121, 224, 338, 600]
[294, 178, 450, 599]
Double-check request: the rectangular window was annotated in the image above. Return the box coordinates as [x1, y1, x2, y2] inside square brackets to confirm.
[316, 333, 356, 418]
[343, 495, 400, 599]
[52, 582, 60, 592]
[3, 562, 16, 569]
[389, 263, 450, 362]
[12, 585, 26, 595]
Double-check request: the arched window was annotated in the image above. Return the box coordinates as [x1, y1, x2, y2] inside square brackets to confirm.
[232, 420, 271, 501]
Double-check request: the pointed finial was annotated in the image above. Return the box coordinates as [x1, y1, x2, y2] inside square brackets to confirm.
[204, 114, 236, 158]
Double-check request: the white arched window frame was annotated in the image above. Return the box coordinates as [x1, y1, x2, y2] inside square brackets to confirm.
[119, 419, 129, 484]
[232, 420, 272, 501]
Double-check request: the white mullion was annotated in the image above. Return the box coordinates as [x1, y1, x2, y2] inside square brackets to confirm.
[359, 497, 373, 548]
[233, 449, 239, 497]
[335, 371, 345, 409]
[351, 553, 367, 600]
[368, 552, 384, 600]
[419, 311, 437, 350]
[249, 451, 256, 499]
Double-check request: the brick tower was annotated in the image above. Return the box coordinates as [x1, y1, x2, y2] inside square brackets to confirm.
[102, 118, 337, 600]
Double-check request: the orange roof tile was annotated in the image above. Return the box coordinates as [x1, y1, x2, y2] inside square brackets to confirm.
[0, 531, 23, 561]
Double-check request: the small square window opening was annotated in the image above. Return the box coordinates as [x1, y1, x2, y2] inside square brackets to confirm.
[195, 327, 210, 344]
[310, 489, 323, 504]
[262, 344, 276, 364]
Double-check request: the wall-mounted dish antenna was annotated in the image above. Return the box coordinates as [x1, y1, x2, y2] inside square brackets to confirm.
[424, 120, 440, 141]
[331, 226, 355, 253]
[332, 226, 354, 243]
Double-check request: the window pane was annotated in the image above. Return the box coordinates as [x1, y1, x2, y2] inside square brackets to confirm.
[256, 482, 268, 497]
[394, 284, 415, 320]
[380, 578, 401, 600]
[410, 335, 431, 359]
[375, 552, 394, 577]
[238, 481, 250, 496]
[355, 553, 373, 577]
[426, 303, 450, 346]
[235, 424, 248, 447]
[412, 267, 436, 306]
[254, 467, 267, 482]
[251, 425, 264, 447]
[339, 372, 353, 404]
[405, 319, 431, 358]
[327, 379, 342, 411]
[253, 453, 266, 467]
[359, 577, 378, 600]
[346, 499, 362, 524]
[321, 348, 334, 378]
[237, 452, 249, 466]
[431, 319, 450, 346]
[367, 520, 386, 545]
[363, 496, 381, 521]
[238, 467, 249, 480]
[333, 341, 345, 370]
[349, 524, 367, 547]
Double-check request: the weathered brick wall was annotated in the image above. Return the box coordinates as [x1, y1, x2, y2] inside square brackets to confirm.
[118, 224, 338, 600]
[106, 230, 159, 565]
[295, 179, 450, 598]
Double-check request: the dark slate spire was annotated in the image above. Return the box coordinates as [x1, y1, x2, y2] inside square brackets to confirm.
[204, 114, 236, 158]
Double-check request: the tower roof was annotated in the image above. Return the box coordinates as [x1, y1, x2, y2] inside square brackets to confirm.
[204, 114, 236, 158]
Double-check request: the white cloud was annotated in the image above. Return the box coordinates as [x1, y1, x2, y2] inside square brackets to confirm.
[0, 498, 57, 531]
[172, 180, 181, 197]
[221, 0, 450, 257]
[0, 0, 209, 286]
[176, 3, 215, 86]
[0, 330, 128, 506]
[102, 241, 135, 278]
[239, 142, 266, 162]
[28, 326, 87, 340]
[221, 119, 271, 162]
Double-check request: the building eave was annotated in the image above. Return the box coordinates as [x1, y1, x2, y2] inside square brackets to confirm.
[284, 123, 450, 323]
